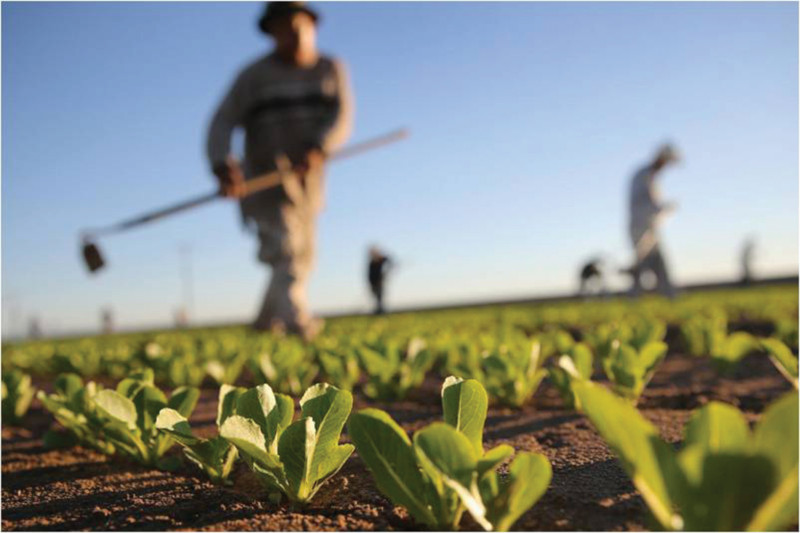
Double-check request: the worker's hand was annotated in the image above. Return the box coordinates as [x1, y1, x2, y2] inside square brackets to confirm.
[213, 156, 247, 198]
[295, 147, 326, 181]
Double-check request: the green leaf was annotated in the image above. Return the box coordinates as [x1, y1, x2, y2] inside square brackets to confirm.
[277, 417, 317, 502]
[168, 386, 200, 418]
[442, 377, 488, 456]
[485, 452, 552, 532]
[676, 447, 775, 531]
[684, 402, 751, 455]
[95, 389, 138, 431]
[414, 422, 478, 488]
[217, 384, 245, 426]
[54, 373, 83, 399]
[477, 444, 514, 478]
[571, 379, 682, 530]
[754, 391, 799, 484]
[299, 383, 354, 484]
[761, 338, 798, 389]
[747, 464, 799, 531]
[236, 384, 295, 452]
[131, 385, 168, 436]
[219, 414, 283, 471]
[570, 343, 594, 379]
[155, 408, 200, 447]
[348, 409, 437, 526]
[413, 423, 482, 530]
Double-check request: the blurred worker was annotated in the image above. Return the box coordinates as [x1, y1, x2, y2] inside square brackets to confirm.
[28, 317, 42, 340]
[101, 307, 114, 334]
[741, 237, 756, 285]
[206, 2, 353, 339]
[368, 246, 393, 315]
[626, 144, 680, 298]
[578, 257, 605, 296]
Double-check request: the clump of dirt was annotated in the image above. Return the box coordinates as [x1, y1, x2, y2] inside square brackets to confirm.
[1, 351, 791, 531]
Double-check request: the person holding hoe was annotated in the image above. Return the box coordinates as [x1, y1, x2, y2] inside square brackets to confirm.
[207, 2, 353, 339]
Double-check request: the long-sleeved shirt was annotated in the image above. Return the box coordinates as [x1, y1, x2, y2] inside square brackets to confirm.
[207, 52, 353, 223]
[628, 164, 667, 258]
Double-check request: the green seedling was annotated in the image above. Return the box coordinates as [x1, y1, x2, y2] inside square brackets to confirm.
[316, 347, 361, 391]
[349, 377, 552, 531]
[549, 343, 593, 410]
[709, 332, 758, 375]
[156, 384, 245, 484]
[37, 373, 115, 454]
[93, 369, 200, 468]
[250, 339, 319, 396]
[481, 341, 548, 408]
[567, 371, 798, 531]
[601, 340, 667, 403]
[220, 382, 354, 503]
[2, 370, 36, 425]
[357, 337, 434, 400]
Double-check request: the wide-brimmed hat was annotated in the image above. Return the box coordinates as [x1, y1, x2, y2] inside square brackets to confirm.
[258, 2, 319, 34]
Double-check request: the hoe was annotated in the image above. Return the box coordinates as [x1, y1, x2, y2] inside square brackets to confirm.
[80, 129, 408, 273]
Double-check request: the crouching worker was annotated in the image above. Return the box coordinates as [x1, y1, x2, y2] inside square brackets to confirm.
[206, 2, 353, 339]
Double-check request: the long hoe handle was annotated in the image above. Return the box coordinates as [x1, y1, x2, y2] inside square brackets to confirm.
[84, 128, 409, 238]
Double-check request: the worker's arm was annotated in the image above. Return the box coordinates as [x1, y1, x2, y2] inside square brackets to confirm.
[309, 59, 354, 158]
[206, 71, 248, 198]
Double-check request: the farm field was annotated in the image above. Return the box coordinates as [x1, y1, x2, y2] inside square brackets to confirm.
[2, 284, 798, 531]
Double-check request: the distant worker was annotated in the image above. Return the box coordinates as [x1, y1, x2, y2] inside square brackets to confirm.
[368, 247, 393, 315]
[101, 307, 114, 334]
[741, 237, 756, 285]
[578, 257, 605, 296]
[626, 144, 680, 298]
[206, 2, 353, 339]
[28, 317, 42, 340]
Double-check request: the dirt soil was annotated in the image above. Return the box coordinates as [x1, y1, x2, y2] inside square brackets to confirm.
[2, 350, 792, 531]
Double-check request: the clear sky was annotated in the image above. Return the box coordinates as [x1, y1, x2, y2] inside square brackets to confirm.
[2, 1, 798, 337]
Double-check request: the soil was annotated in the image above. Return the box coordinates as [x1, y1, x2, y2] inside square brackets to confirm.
[1, 350, 792, 531]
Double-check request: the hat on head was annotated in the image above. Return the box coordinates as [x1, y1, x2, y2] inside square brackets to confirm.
[655, 143, 680, 164]
[258, 2, 319, 34]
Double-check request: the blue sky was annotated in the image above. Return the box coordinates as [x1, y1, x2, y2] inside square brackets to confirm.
[2, 1, 798, 337]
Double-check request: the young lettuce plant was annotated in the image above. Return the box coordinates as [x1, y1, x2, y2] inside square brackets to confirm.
[481, 341, 548, 408]
[37, 373, 115, 454]
[760, 338, 798, 389]
[348, 377, 552, 531]
[220, 382, 354, 503]
[548, 343, 593, 410]
[601, 340, 667, 403]
[565, 367, 798, 531]
[250, 339, 319, 396]
[679, 311, 727, 357]
[357, 337, 434, 400]
[2, 370, 36, 425]
[315, 347, 361, 392]
[708, 332, 758, 375]
[155, 384, 245, 484]
[93, 369, 200, 469]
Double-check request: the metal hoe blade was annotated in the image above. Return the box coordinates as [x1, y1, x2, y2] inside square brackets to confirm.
[82, 239, 106, 273]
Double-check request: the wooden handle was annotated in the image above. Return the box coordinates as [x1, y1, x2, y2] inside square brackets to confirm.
[241, 128, 410, 197]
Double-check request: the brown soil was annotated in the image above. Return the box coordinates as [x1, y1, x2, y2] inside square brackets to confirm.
[1, 351, 792, 531]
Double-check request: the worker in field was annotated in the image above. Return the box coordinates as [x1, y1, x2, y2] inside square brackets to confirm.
[741, 237, 756, 285]
[206, 2, 353, 340]
[626, 144, 679, 298]
[578, 257, 605, 296]
[367, 246, 393, 315]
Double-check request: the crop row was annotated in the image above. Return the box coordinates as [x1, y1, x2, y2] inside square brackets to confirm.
[3, 365, 797, 531]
